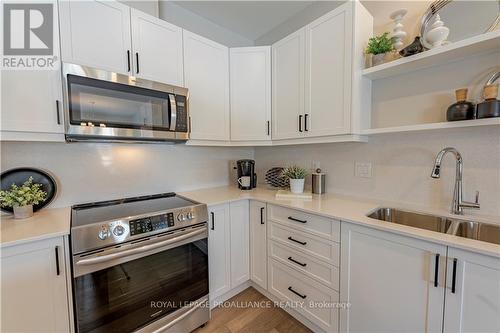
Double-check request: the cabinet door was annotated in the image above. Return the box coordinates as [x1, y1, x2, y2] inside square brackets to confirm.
[1, 237, 70, 332]
[230, 200, 250, 287]
[59, 0, 132, 74]
[272, 28, 305, 140]
[230, 47, 271, 141]
[305, 4, 352, 137]
[131, 9, 183, 86]
[340, 223, 446, 333]
[208, 203, 231, 300]
[250, 201, 267, 289]
[444, 247, 500, 333]
[1, 1, 64, 141]
[183, 30, 230, 141]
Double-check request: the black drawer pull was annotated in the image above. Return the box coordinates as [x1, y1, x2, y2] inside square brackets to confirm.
[451, 258, 457, 294]
[56, 100, 61, 125]
[288, 216, 307, 223]
[287, 236, 306, 246]
[298, 115, 303, 132]
[260, 207, 265, 224]
[434, 253, 440, 287]
[55, 246, 60, 276]
[210, 212, 215, 230]
[288, 286, 306, 299]
[288, 256, 307, 267]
[267, 121, 270, 136]
[135, 52, 140, 74]
[304, 113, 309, 131]
[127, 50, 131, 72]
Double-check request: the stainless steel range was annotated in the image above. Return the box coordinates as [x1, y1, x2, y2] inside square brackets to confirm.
[70, 193, 209, 333]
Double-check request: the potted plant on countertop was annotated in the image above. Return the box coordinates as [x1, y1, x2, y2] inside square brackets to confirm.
[0, 177, 47, 219]
[366, 32, 395, 67]
[282, 165, 308, 194]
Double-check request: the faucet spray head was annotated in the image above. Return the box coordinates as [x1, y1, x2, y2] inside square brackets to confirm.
[431, 164, 441, 178]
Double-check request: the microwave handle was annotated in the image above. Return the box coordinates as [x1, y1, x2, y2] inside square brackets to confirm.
[169, 94, 177, 131]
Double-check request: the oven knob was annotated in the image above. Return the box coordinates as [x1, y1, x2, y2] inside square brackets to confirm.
[98, 228, 109, 240]
[187, 212, 195, 220]
[177, 213, 185, 222]
[113, 225, 125, 236]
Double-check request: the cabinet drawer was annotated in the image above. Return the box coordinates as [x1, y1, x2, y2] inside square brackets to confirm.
[269, 240, 339, 290]
[269, 222, 339, 266]
[268, 205, 340, 241]
[268, 258, 339, 333]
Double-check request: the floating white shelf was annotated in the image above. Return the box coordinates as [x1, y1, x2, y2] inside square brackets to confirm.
[362, 30, 500, 80]
[360, 118, 500, 135]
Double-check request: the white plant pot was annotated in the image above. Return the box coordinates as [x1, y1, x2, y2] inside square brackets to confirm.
[13, 205, 34, 219]
[372, 53, 391, 67]
[289, 179, 305, 194]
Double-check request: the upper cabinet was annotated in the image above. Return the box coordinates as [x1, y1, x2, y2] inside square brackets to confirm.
[59, 0, 132, 74]
[230, 47, 272, 141]
[130, 9, 184, 86]
[184, 31, 230, 141]
[59, 1, 184, 86]
[272, 2, 372, 141]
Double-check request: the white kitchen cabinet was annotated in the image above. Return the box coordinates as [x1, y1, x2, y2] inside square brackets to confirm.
[444, 247, 500, 333]
[249, 200, 267, 289]
[229, 200, 250, 287]
[304, 4, 352, 137]
[208, 203, 231, 300]
[183, 30, 230, 141]
[230, 47, 271, 141]
[1, 237, 70, 332]
[340, 222, 446, 333]
[272, 28, 305, 140]
[131, 9, 184, 86]
[59, 0, 132, 74]
[1, 1, 64, 142]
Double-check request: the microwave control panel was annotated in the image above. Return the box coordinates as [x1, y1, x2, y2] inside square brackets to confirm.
[129, 213, 175, 236]
[175, 95, 188, 133]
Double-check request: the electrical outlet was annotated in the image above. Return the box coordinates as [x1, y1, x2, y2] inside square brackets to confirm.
[355, 162, 372, 178]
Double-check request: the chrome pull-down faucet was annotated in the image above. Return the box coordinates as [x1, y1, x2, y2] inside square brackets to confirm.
[431, 147, 480, 215]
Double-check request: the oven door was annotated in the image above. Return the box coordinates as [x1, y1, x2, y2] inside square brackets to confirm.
[72, 225, 208, 333]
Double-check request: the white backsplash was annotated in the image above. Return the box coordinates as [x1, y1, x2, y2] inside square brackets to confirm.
[255, 127, 500, 217]
[1, 142, 253, 208]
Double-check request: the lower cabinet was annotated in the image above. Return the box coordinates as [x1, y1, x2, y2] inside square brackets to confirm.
[208, 201, 250, 302]
[443, 247, 500, 333]
[1, 237, 71, 332]
[250, 200, 268, 289]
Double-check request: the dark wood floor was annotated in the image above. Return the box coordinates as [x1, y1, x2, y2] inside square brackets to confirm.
[194, 287, 312, 333]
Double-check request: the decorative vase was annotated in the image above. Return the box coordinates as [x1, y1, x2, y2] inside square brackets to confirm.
[13, 205, 34, 219]
[476, 84, 500, 119]
[425, 14, 449, 48]
[289, 179, 305, 194]
[372, 53, 390, 66]
[390, 9, 408, 51]
[399, 37, 424, 57]
[447, 88, 475, 121]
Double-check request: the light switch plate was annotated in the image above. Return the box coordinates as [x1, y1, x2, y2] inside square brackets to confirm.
[355, 162, 372, 178]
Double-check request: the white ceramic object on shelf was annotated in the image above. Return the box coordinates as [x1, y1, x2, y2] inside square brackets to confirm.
[425, 14, 449, 48]
[289, 179, 305, 194]
[390, 9, 407, 50]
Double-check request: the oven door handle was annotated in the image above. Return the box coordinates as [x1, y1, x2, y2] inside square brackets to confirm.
[76, 228, 205, 266]
[169, 94, 177, 131]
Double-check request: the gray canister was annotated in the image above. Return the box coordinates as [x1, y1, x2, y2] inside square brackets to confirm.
[312, 168, 326, 194]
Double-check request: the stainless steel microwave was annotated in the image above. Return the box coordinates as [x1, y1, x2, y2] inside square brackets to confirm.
[62, 63, 189, 143]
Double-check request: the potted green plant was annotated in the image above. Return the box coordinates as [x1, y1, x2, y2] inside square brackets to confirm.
[282, 165, 308, 194]
[366, 32, 395, 66]
[0, 177, 47, 219]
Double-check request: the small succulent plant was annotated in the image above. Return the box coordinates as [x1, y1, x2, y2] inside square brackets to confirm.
[282, 165, 308, 180]
[366, 32, 395, 55]
[0, 177, 47, 208]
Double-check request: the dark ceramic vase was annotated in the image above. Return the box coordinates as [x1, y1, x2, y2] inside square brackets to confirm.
[447, 88, 475, 121]
[476, 84, 500, 119]
[399, 37, 424, 57]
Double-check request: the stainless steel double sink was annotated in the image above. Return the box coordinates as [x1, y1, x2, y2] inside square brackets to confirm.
[368, 208, 500, 246]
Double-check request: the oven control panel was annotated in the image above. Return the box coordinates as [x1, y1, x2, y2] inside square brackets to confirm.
[129, 213, 175, 236]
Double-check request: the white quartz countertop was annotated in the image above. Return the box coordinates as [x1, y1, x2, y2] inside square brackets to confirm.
[180, 186, 500, 258]
[1, 207, 71, 248]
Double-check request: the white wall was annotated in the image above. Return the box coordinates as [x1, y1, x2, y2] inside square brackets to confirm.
[119, 0, 159, 17]
[1, 142, 253, 208]
[255, 127, 500, 217]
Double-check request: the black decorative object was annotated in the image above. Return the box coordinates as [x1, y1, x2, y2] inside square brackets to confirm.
[0, 168, 57, 213]
[399, 36, 424, 57]
[477, 84, 500, 119]
[265, 167, 289, 188]
[447, 88, 475, 121]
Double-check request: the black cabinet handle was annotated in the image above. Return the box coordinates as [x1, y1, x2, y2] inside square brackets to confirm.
[288, 236, 307, 246]
[267, 121, 270, 136]
[127, 50, 131, 72]
[260, 207, 265, 224]
[304, 114, 309, 131]
[210, 212, 215, 230]
[55, 246, 60, 276]
[288, 286, 306, 299]
[56, 100, 61, 125]
[451, 258, 457, 294]
[298, 115, 303, 132]
[288, 216, 307, 223]
[135, 52, 140, 74]
[288, 256, 307, 267]
[434, 253, 440, 287]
